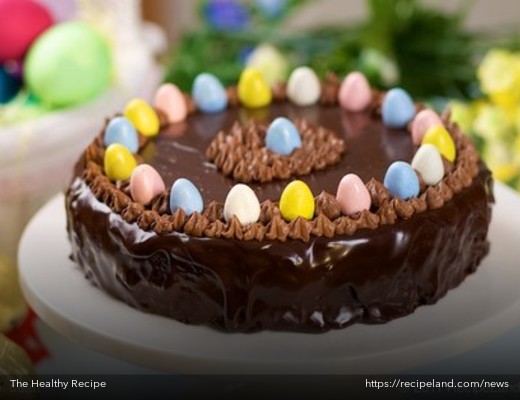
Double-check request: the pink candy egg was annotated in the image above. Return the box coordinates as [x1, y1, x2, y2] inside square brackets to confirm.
[336, 173, 371, 215]
[130, 164, 166, 205]
[338, 72, 372, 112]
[153, 83, 187, 124]
[410, 109, 443, 145]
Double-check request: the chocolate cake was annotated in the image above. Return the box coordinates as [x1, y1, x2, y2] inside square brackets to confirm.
[66, 70, 493, 333]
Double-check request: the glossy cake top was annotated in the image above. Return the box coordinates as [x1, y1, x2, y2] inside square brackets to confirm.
[78, 69, 480, 242]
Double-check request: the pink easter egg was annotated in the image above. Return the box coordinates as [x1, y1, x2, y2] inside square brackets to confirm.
[130, 164, 166, 205]
[338, 71, 372, 112]
[0, 0, 54, 62]
[410, 109, 443, 145]
[336, 173, 371, 216]
[153, 83, 187, 124]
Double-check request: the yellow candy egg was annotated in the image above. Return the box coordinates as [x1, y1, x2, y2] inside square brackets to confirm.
[237, 67, 272, 109]
[124, 98, 160, 137]
[279, 180, 315, 221]
[421, 125, 457, 162]
[104, 143, 137, 181]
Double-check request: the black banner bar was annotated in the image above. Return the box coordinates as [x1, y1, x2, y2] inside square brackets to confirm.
[2, 375, 520, 399]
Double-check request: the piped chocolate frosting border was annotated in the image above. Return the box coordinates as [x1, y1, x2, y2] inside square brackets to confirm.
[79, 86, 480, 243]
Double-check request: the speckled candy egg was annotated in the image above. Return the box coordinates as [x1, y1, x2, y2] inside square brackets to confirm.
[104, 116, 139, 154]
[384, 161, 420, 200]
[286, 66, 321, 106]
[336, 173, 371, 215]
[169, 178, 204, 216]
[223, 184, 261, 224]
[154, 83, 187, 123]
[192, 73, 228, 114]
[411, 144, 445, 186]
[104, 143, 137, 181]
[238, 67, 272, 109]
[279, 180, 315, 221]
[130, 164, 165, 205]
[338, 71, 372, 112]
[410, 109, 444, 145]
[382, 88, 415, 128]
[265, 117, 302, 156]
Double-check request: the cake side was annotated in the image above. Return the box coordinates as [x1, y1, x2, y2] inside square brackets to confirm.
[66, 162, 492, 332]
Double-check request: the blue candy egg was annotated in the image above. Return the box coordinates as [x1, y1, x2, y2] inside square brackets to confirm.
[383, 161, 420, 200]
[0, 66, 21, 104]
[265, 117, 302, 156]
[381, 88, 415, 128]
[104, 116, 139, 154]
[192, 73, 228, 113]
[169, 178, 204, 216]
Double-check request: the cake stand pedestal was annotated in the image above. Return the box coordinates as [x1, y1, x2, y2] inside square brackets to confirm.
[18, 183, 520, 374]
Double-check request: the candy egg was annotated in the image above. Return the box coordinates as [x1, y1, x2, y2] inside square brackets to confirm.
[265, 117, 302, 156]
[238, 67, 272, 109]
[382, 88, 415, 128]
[411, 144, 445, 186]
[223, 184, 261, 224]
[338, 71, 372, 112]
[279, 180, 315, 221]
[104, 143, 137, 181]
[169, 178, 204, 216]
[192, 73, 227, 113]
[104, 116, 139, 153]
[336, 174, 371, 215]
[410, 109, 443, 145]
[124, 98, 160, 137]
[384, 161, 420, 200]
[154, 83, 187, 123]
[421, 125, 456, 162]
[0, 0, 53, 62]
[130, 164, 166, 205]
[286, 66, 321, 106]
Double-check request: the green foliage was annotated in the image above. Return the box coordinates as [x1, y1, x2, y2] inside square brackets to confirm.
[165, 0, 496, 99]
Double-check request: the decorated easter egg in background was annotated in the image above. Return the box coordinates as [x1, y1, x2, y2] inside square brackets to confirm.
[338, 71, 372, 112]
[104, 143, 137, 181]
[336, 173, 371, 215]
[0, 0, 54, 62]
[223, 184, 261, 224]
[192, 73, 227, 113]
[279, 180, 315, 221]
[154, 83, 187, 123]
[238, 67, 272, 109]
[286, 66, 321, 106]
[104, 117, 139, 154]
[169, 178, 204, 216]
[381, 88, 415, 128]
[0, 66, 22, 104]
[384, 161, 420, 200]
[124, 98, 160, 137]
[130, 164, 165, 205]
[265, 117, 302, 156]
[25, 21, 112, 107]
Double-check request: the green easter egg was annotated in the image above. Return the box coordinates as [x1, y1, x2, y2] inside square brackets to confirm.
[25, 22, 112, 108]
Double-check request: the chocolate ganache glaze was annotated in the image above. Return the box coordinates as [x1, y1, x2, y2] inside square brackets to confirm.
[66, 93, 494, 332]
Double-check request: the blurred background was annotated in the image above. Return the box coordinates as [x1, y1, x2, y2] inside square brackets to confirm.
[2, 0, 520, 374]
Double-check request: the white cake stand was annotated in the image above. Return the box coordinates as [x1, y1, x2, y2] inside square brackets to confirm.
[18, 183, 520, 374]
